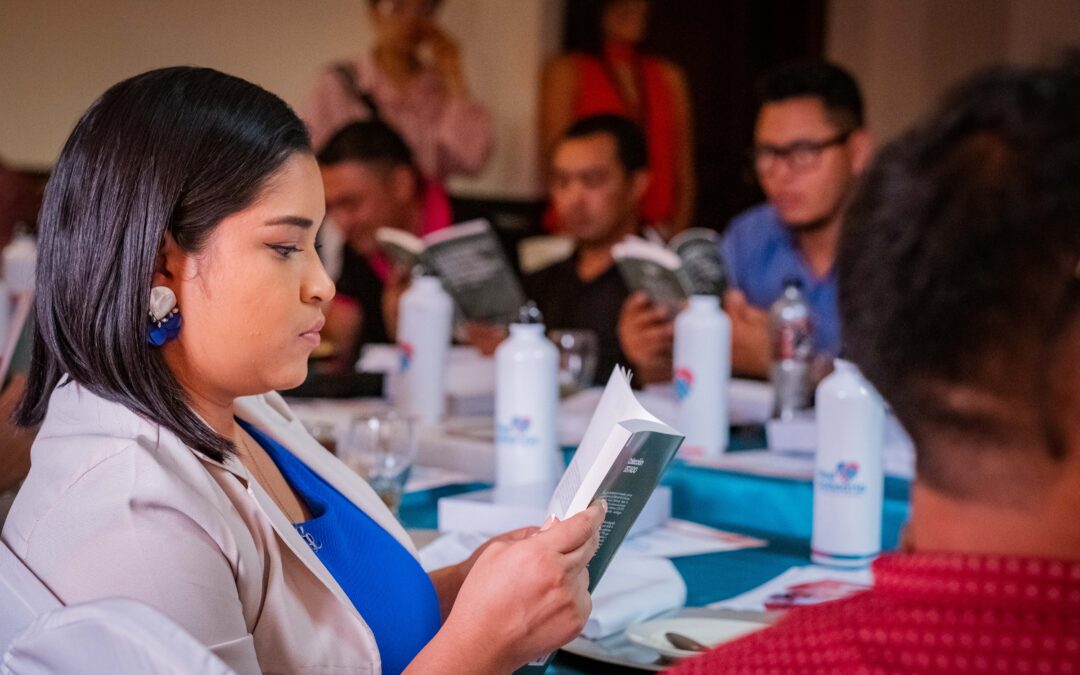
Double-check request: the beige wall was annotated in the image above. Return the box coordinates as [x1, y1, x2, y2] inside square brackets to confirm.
[0, 0, 563, 198]
[827, 0, 1080, 143]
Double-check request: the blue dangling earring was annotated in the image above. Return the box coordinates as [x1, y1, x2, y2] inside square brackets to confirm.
[147, 286, 183, 346]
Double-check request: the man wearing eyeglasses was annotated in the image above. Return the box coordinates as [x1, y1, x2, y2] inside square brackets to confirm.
[619, 60, 872, 381]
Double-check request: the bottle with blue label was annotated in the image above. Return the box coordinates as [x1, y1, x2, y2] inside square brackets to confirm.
[673, 295, 730, 458]
[396, 275, 454, 425]
[494, 302, 560, 493]
[811, 359, 885, 568]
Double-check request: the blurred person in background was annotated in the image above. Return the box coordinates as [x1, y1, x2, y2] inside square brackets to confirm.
[316, 120, 450, 368]
[305, 0, 492, 186]
[619, 61, 871, 382]
[672, 55, 1080, 675]
[541, 0, 694, 236]
[513, 114, 649, 384]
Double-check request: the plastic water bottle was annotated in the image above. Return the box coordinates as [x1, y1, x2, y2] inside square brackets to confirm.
[769, 279, 813, 420]
[673, 295, 731, 458]
[395, 275, 453, 425]
[2, 230, 37, 295]
[811, 359, 885, 568]
[494, 303, 560, 493]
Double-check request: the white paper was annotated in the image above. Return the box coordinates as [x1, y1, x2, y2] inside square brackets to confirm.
[709, 565, 873, 612]
[418, 530, 489, 571]
[682, 449, 815, 480]
[618, 519, 766, 559]
[404, 466, 478, 494]
[584, 556, 687, 639]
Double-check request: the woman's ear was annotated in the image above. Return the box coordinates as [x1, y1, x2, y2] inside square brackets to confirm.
[152, 231, 182, 288]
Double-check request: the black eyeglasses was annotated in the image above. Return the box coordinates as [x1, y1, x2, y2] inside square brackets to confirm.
[751, 130, 854, 174]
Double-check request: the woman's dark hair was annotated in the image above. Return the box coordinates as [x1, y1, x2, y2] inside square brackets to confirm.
[564, 0, 651, 57]
[16, 66, 311, 462]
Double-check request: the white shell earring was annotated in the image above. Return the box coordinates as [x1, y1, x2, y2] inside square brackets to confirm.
[148, 286, 182, 346]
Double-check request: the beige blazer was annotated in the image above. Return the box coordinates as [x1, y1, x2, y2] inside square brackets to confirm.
[2, 382, 418, 675]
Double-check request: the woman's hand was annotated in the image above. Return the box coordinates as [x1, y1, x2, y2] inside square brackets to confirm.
[412, 502, 605, 673]
[429, 526, 537, 621]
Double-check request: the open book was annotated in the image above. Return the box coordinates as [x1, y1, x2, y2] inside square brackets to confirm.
[518, 368, 685, 674]
[612, 228, 727, 313]
[376, 219, 525, 324]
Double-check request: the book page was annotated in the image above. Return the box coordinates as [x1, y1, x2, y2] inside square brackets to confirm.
[548, 368, 677, 517]
[423, 219, 525, 323]
[673, 229, 727, 296]
[375, 227, 425, 270]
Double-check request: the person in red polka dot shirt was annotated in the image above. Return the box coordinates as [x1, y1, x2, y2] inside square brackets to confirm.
[670, 55, 1080, 674]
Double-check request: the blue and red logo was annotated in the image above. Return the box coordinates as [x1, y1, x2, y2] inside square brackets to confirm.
[510, 416, 531, 435]
[835, 461, 859, 484]
[399, 342, 415, 372]
[817, 460, 865, 494]
[674, 367, 694, 401]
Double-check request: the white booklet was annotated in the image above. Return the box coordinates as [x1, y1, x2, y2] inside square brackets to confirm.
[375, 218, 525, 323]
[519, 368, 685, 674]
[612, 228, 727, 313]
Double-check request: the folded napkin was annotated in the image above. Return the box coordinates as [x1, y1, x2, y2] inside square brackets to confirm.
[584, 556, 686, 639]
[419, 535, 687, 640]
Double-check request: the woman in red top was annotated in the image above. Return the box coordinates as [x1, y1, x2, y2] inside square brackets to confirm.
[541, 0, 694, 235]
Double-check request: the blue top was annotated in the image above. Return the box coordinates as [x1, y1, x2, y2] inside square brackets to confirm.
[238, 420, 441, 675]
[720, 203, 841, 356]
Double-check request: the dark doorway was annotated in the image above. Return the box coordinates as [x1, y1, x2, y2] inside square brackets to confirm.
[563, 0, 827, 230]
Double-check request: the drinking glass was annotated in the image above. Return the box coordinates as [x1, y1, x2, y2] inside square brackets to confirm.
[339, 412, 418, 517]
[303, 420, 339, 455]
[548, 329, 599, 397]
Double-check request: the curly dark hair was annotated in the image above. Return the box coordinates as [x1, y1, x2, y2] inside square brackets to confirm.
[839, 55, 1080, 498]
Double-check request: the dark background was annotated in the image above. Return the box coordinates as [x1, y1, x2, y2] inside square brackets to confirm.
[563, 0, 827, 231]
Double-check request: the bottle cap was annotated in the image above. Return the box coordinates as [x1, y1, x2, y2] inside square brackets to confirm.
[688, 295, 720, 311]
[515, 301, 545, 325]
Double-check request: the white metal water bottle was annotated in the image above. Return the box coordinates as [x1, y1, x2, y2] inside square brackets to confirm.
[494, 303, 560, 493]
[673, 295, 731, 458]
[811, 359, 885, 568]
[395, 275, 453, 425]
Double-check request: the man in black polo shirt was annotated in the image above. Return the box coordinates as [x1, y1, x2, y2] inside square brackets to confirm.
[526, 115, 649, 385]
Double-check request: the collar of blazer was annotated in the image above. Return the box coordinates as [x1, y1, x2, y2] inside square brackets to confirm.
[44, 380, 421, 630]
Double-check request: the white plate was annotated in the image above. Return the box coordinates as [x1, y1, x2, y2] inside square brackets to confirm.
[624, 615, 769, 660]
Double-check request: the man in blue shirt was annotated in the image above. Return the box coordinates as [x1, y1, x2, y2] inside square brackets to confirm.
[619, 61, 872, 381]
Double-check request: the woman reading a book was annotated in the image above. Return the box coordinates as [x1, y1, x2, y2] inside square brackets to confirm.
[2, 66, 602, 675]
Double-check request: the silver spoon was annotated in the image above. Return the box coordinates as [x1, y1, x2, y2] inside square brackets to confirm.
[665, 631, 710, 652]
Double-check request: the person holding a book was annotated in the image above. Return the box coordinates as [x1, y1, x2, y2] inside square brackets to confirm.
[523, 114, 651, 385]
[3, 66, 606, 675]
[619, 61, 872, 381]
[316, 120, 452, 368]
[671, 57, 1080, 674]
[540, 0, 695, 235]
